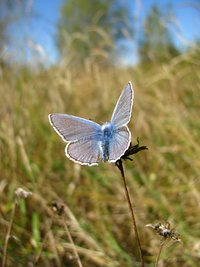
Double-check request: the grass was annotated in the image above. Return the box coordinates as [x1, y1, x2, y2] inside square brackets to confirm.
[0, 46, 200, 266]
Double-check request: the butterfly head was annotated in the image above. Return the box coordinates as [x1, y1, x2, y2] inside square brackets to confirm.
[101, 122, 115, 139]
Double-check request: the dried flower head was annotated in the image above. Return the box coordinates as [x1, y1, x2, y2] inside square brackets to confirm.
[48, 201, 65, 216]
[146, 222, 181, 242]
[14, 188, 32, 202]
[121, 138, 148, 161]
[115, 138, 148, 173]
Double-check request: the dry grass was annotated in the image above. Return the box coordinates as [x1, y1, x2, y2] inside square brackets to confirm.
[0, 46, 200, 266]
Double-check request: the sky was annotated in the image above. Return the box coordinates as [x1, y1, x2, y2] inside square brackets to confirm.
[5, 0, 200, 66]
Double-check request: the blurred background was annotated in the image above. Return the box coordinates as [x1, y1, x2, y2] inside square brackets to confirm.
[0, 0, 200, 266]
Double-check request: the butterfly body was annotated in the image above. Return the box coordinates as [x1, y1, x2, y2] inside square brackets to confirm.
[100, 122, 115, 161]
[49, 82, 134, 166]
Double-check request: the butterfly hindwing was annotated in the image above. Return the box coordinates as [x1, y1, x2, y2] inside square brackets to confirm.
[66, 138, 103, 166]
[108, 126, 131, 162]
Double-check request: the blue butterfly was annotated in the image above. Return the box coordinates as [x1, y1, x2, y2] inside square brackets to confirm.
[49, 82, 134, 166]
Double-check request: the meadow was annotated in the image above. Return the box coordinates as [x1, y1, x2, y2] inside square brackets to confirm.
[0, 46, 200, 266]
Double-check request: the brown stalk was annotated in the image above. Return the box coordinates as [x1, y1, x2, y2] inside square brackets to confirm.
[2, 200, 17, 267]
[154, 240, 167, 267]
[62, 219, 84, 267]
[116, 159, 145, 267]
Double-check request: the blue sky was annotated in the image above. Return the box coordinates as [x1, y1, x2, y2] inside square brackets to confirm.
[6, 0, 200, 66]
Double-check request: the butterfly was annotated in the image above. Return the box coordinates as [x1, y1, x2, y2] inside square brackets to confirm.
[49, 82, 134, 166]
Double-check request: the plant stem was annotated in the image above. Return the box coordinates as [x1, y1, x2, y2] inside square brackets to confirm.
[154, 240, 166, 267]
[2, 200, 17, 267]
[34, 219, 53, 265]
[63, 220, 84, 267]
[117, 160, 145, 267]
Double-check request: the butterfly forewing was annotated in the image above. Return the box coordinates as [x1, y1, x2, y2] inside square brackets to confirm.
[108, 126, 131, 162]
[49, 114, 101, 142]
[111, 82, 134, 129]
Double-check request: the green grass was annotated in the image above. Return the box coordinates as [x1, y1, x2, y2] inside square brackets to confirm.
[0, 47, 200, 266]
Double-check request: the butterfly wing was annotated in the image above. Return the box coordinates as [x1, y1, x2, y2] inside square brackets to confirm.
[49, 113, 101, 142]
[66, 138, 103, 166]
[108, 126, 131, 162]
[111, 82, 134, 129]
[49, 114, 103, 165]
